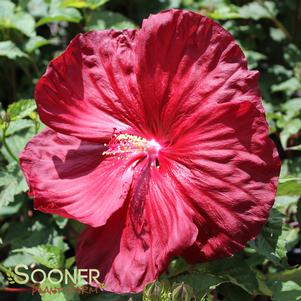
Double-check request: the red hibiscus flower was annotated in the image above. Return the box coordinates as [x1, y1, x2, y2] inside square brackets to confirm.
[20, 9, 281, 293]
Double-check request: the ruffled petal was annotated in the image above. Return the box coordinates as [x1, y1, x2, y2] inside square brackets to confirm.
[76, 164, 197, 293]
[20, 129, 134, 227]
[135, 9, 262, 138]
[35, 30, 145, 142]
[160, 100, 280, 261]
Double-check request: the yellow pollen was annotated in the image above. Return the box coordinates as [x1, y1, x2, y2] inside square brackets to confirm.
[103, 133, 150, 157]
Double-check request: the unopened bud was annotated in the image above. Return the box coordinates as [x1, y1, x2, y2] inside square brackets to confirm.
[143, 281, 161, 301]
[172, 283, 194, 301]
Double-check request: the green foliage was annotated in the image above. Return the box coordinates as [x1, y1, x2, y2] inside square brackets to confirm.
[14, 244, 65, 269]
[35, 0, 82, 27]
[0, 162, 27, 207]
[7, 99, 36, 120]
[0, 0, 301, 301]
[0, 41, 28, 59]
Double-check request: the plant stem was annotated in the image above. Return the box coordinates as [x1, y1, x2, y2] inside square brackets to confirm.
[1, 128, 18, 162]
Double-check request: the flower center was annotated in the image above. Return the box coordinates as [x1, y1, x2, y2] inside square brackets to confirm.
[102, 133, 161, 160]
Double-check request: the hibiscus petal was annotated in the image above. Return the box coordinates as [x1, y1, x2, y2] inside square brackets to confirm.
[161, 100, 280, 261]
[136, 9, 262, 138]
[76, 165, 198, 293]
[35, 30, 145, 142]
[20, 129, 134, 227]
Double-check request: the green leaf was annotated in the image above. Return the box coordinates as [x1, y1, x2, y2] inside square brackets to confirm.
[85, 10, 136, 31]
[0, 126, 38, 163]
[65, 257, 75, 269]
[0, 41, 28, 60]
[280, 118, 301, 147]
[0, 163, 27, 208]
[248, 209, 286, 265]
[3, 218, 68, 252]
[206, 4, 240, 20]
[270, 28, 286, 42]
[61, 0, 109, 9]
[272, 78, 301, 96]
[277, 177, 301, 196]
[5, 119, 34, 136]
[27, 0, 49, 17]
[284, 44, 301, 68]
[10, 12, 36, 37]
[0, 195, 23, 216]
[239, 1, 277, 20]
[281, 98, 301, 115]
[25, 36, 50, 53]
[14, 245, 65, 269]
[7, 99, 36, 121]
[271, 281, 301, 301]
[174, 272, 224, 299]
[53, 215, 68, 229]
[36, 0, 82, 27]
[173, 255, 260, 298]
[196, 256, 259, 295]
[0, 0, 35, 37]
[0, 0, 15, 19]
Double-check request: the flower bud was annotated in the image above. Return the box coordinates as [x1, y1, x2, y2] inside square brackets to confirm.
[143, 281, 162, 301]
[172, 283, 194, 301]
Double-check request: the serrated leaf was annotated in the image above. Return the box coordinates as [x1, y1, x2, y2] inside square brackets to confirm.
[3, 218, 68, 252]
[0, 163, 27, 208]
[0, 41, 27, 60]
[14, 245, 65, 269]
[1, 126, 36, 163]
[7, 99, 36, 120]
[248, 209, 286, 264]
